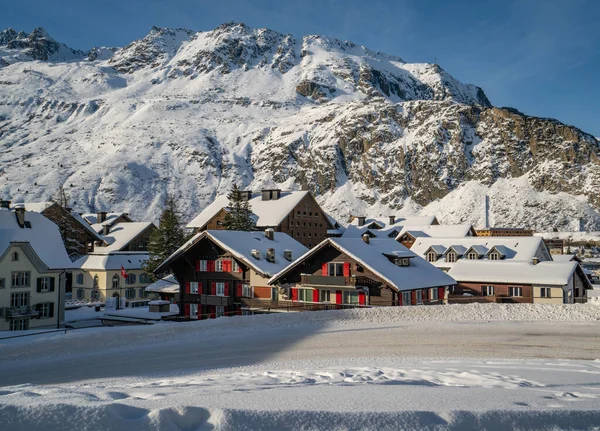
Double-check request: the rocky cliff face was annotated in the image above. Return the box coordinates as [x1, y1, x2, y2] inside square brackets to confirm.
[0, 23, 598, 230]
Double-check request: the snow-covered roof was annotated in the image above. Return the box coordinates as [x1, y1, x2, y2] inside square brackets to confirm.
[446, 245, 468, 256]
[468, 245, 489, 256]
[81, 212, 132, 233]
[145, 274, 179, 293]
[95, 222, 154, 253]
[397, 224, 474, 240]
[11, 202, 54, 213]
[342, 216, 439, 239]
[75, 252, 148, 271]
[186, 191, 312, 229]
[552, 254, 578, 262]
[348, 216, 438, 228]
[410, 237, 549, 269]
[269, 238, 456, 291]
[448, 261, 585, 287]
[0, 208, 74, 269]
[157, 230, 309, 278]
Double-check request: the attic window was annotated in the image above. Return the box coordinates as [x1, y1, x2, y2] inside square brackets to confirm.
[11, 252, 19, 262]
[446, 252, 457, 263]
[393, 258, 410, 267]
[427, 251, 437, 262]
[467, 252, 478, 260]
[489, 252, 500, 261]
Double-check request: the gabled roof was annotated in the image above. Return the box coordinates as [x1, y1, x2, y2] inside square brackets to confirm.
[448, 260, 591, 288]
[552, 254, 580, 263]
[425, 245, 447, 255]
[445, 245, 468, 256]
[466, 245, 489, 256]
[186, 191, 317, 229]
[145, 274, 179, 293]
[75, 252, 148, 271]
[81, 212, 133, 233]
[342, 216, 439, 239]
[0, 208, 74, 269]
[486, 245, 511, 258]
[396, 224, 474, 241]
[269, 238, 455, 291]
[94, 222, 155, 254]
[156, 230, 308, 278]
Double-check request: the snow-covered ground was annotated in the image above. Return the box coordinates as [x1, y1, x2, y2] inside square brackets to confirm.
[1, 304, 600, 430]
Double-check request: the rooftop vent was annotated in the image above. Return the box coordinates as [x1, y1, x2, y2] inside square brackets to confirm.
[357, 216, 366, 227]
[265, 228, 274, 241]
[362, 233, 370, 244]
[532, 256, 540, 265]
[251, 249, 261, 260]
[266, 248, 276, 263]
[97, 211, 107, 223]
[283, 249, 292, 262]
[102, 224, 110, 236]
[388, 215, 395, 225]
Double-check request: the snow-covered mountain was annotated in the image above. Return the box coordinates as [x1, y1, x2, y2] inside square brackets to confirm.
[1, 23, 599, 230]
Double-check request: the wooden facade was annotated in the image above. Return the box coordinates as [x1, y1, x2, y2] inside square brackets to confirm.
[39, 203, 99, 258]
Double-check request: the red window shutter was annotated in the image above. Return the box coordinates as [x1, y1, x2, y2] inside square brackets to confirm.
[224, 283, 229, 296]
[197, 306, 202, 318]
[343, 263, 350, 277]
[210, 306, 216, 319]
[208, 260, 214, 272]
[398, 292, 403, 306]
[358, 291, 366, 305]
[184, 304, 190, 316]
[211, 282, 216, 296]
[322, 263, 328, 276]
[185, 282, 190, 294]
[438, 287, 445, 301]
[312, 289, 319, 302]
[411, 291, 416, 305]
[224, 260, 231, 272]
[336, 290, 343, 304]
[236, 283, 242, 297]
[196, 260, 200, 271]
[291, 288, 298, 301]
[423, 289, 428, 301]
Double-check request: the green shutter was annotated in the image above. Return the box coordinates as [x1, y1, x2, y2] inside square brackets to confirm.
[36, 278, 42, 292]
[49, 302, 54, 318]
[50, 277, 55, 292]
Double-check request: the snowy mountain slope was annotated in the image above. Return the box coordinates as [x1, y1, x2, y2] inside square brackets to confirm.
[0, 23, 599, 230]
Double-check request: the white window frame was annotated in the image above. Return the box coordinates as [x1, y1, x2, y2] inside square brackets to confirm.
[416, 290, 423, 304]
[11, 292, 29, 307]
[190, 282, 199, 294]
[298, 288, 313, 302]
[216, 306, 225, 318]
[190, 303, 198, 317]
[216, 282, 225, 296]
[10, 318, 28, 331]
[112, 275, 120, 289]
[430, 288, 439, 300]
[509, 286, 522, 297]
[39, 277, 52, 292]
[199, 260, 207, 272]
[38, 302, 52, 319]
[427, 252, 437, 262]
[540, 287, 551, 298]
[328, 262, 345, 276]
[215, 260, 223, 272]
[232, 261, 239, 272]
[242, 284, 252, 298]
[489, 252, 500, 261]
[320, 289, 331, 303]
[467, 252, 478, 260]
[446, 252, 456, 263]
[11, 271, 30, 288]
[343, 291, 359, 305]
[482, 285, 495, 296]
[11, 252, 19, 261]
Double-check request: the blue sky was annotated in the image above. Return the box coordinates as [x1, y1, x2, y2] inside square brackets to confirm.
[2, 0, 599, 135]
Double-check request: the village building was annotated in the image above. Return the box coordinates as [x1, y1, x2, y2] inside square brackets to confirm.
[0, 204, 73, 330]
[145, 274, 180, 303]
[396, 224, 477, 248]
[10, 201, 104, 258]
[186, 190, 334, 248]
[81, 211, 133, 234]
[475, 227, 534, 237]
[154, 230, 308, 318]
[268, 235, 456, 307]
[341, 215, 439, 240]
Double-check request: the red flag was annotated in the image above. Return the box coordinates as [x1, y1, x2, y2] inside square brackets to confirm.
[121, 265, 128, 278]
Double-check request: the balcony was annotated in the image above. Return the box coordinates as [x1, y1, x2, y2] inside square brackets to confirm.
[301, 274, 350, 287]
[6, 306, 39, 319]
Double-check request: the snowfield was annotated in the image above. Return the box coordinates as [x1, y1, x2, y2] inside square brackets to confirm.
[1, 304, 600, 430]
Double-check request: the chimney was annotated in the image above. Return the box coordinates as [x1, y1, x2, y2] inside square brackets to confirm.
[251, 249, 261, 260]
[357, 216, 366, 227]
[261, 190, 271, 201]
[271, 189, 281, 200]
[102, 224, 110, 236]
[265, 228, 274, 241]
[0, 200, 10, 209]
[362, 233, 370, 244]
[97, 211, 107, 223]
[532, 257, 540, 265]
[388, 215, 395, 225]
[240, 190, 252, 201]
[284, 249, 292, 262]
[14, 205, 25, 228]
[266, 248, 276, 263]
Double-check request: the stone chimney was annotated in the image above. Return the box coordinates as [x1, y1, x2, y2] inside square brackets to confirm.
[0, 200, 11, 209]
[532, 257, 540, 265]
[265, 228, 274, 240]
[14, 205, 26, 228]
[266, 248, 276, 263]
[97, 211, 107, 223]
[388, 215, 395, 225]
[284, 249, 292, 262]
[362, 233, 370, 244]
[102, 224, 110, 236]
[357, 216, 366, 227]
[261, 190, 271, 201]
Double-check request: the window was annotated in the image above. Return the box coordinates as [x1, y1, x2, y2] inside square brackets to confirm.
[328, 263, 345, 276]
[393, 258, 410, 267]
[402, 291, 411, 305]
[38, 277, 53, 292]
[198, 260, 207, 272]
[127, 273, 136, 285]
[540, 287, 551, 298]
[140, 273, 148, 284]
[190, 303, 198, 317]
[0, 278, 4, 289]
[446, 252, 456, 263]
[430, 288, 439, 300]
[125, 288, 135, 299]
[509, 286, 522, 297]
[343, 291, 359, 304]
[242, 284, 252, 298]
[216, 306, 225, 318]
[232, 261, 239, 272]
[427, 252, 437, 262]
[10, 319, 28, 331]
[467, 252, 478, 260]
[11, 272, 30, 288]
[190, 282, 199, 294]
[38, 302, 54, 319]
[112, 275, 119, 288]
[216, 282, 225, 296]
[215, 260, 223, 272]
[77, 288, 84, 299]
[76, 273, 84, 285]
[11, 292, 29, 307]
[298, 289, 313, 302]
[139, 288, 147, 298]
[11, 252, 19, 261]
[320, 289, 330, 302]
[489, 252, 500, 261]
[416, 290, 423, 304]
[482, 285, 495, 296]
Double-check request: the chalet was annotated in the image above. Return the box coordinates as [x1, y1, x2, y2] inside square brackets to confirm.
[396, 224, 477, 248]
[186, 190, 334, 248]
[10, 201, 104, 258]
[475, 227, 534, 237]
[342, 215, 439, 240]
[155, 230, 308, 318]
[0, 203, 74, 330]
[268, 235, 456, 307]
[82, 211, 133, 234]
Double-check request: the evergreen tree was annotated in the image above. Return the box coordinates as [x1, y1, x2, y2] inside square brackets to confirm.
[52, 185, 84, 260]
[144, 195, 187, 278]
[223, 184, 255, 231]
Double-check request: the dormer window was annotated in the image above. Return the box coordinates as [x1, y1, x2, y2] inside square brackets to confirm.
[11, 252, 19, 261]
[393, 258, 410, 267]
[467, 252, 478, 260]
[489, 252, 500, 261]
[446, 252, 457, 263]
[427, 251, 437, 262]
